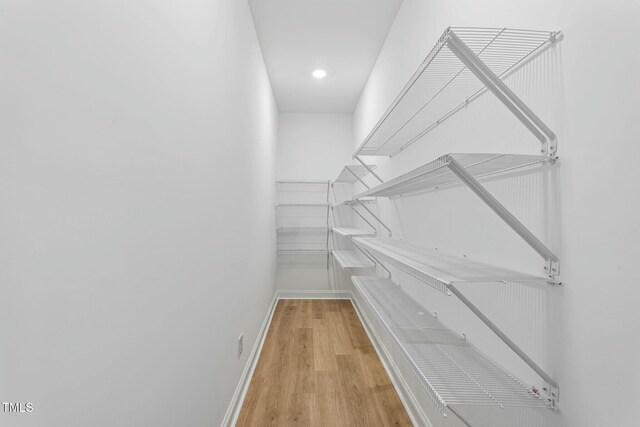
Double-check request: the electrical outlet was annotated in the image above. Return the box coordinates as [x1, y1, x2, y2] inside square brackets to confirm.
[237, 333, 243, 359]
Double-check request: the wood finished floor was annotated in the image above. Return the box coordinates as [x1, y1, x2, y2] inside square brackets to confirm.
[236, 299, 413, 427]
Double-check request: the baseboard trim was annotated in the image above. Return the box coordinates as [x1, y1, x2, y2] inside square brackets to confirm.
[277, 289, 351, 299]
[351, 294, 433, 427]
[221, 292, 278, 427]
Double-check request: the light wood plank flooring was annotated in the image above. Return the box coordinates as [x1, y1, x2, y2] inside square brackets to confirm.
[237, 299, 412, 426]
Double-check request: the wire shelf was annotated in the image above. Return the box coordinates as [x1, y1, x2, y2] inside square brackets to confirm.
[277, 225, 328, 249]
[332, 227, 376, 238]
[354, 27, 558, 157]
[332, 250, 374, 270]
[334, 164, 377, 183]
[353, 237, 548, 294]
[356, 153, 547, 199]
[352, 276, 550, 418]
[275, 180, 330, 266]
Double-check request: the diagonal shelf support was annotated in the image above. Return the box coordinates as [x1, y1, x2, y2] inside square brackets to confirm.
[344, 202, 378, 234]
[355, 199, 393, 237]
[448, 284, 559, 405]
[353, 245, 392, 279]
[446, 31, 558, 156]
[355, 155, 385, 183]
[345, 166, 370, 189]
[446, 157, 559, 276]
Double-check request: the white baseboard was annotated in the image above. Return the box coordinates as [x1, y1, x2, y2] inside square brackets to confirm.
[350, 294, 433, 427]
[220, 292, 278, 427]
[277, 289, 352, 299]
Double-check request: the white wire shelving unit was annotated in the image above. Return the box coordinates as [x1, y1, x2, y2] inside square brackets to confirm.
[330, 167, 383, 273]
[352, 276, 552, 425]
[352, 237, 559, 407]
[353, 153, 559, 277]
[353, 27, 559, 158]
[275, 181, 331, 265]
[342, 26, 562, 425]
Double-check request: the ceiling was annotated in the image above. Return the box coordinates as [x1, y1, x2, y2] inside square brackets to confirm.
[249, 0, 403, 113]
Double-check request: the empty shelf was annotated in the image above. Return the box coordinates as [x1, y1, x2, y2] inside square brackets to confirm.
[332, 227, 375, 238]
[353, 237, 548, 294]
[356, 153, 547, 199]
[354, 27, 558, 157]
[332, 250, 374, 269]
[352, 276, 549, 419]
[334, 164, 377, 183]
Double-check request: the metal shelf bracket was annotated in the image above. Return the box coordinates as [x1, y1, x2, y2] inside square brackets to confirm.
[345, 165, 370, 189]
[545, 260, 560, 278]
[354, 245, 392, 279]
[355, 155, 384, 183]
[344, 202, 378, 235]
[448, 284, 559, 407]
[355, 199, 393, 238]
[446, 156, 560, 277]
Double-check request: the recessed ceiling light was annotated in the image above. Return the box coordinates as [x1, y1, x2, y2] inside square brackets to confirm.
[312, 69, 327, 79]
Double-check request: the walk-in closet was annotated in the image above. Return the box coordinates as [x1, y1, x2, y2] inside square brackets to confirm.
[2, 1, 639, 426]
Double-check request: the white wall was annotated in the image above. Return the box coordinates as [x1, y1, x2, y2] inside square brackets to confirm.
[0, 1, 277, 426]
[354, 1, 640, 426]
[277, 113, 353, 180]
[275, 113, 354, 294]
